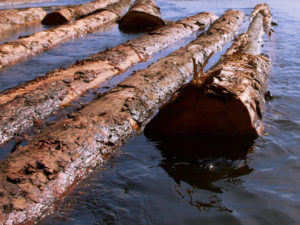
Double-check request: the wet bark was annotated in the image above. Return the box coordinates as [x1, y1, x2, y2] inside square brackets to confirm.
[119, 0, 166, 32]
[145, 4, 272, 138]
[0, 11, 218, 144]
[42, 0, 120, 25]
[0, 8, 46, 33]
[0, 9, 244, 225]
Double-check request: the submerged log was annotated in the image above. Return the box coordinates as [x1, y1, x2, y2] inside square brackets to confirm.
[119, 0, 166, 32]
[0, 7, 46, 33]
[145, 4, 272, 138]
[0, 0, 130, 70]
[0, 10, 244, 224]
[0, 12, 218, 144]
[42, 0, 119, 25]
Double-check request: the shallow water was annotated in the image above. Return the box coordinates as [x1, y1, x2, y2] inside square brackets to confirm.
[1, 0, 300, 224]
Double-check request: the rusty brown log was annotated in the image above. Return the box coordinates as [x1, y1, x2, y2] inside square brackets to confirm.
[119, 0, 166, 32]
[0, 0, 130, 70]
[0, 9, 244, 224]
[144, 4, 272, 139]
[0, 12, 218, 144]
[42, 0, 120, 25]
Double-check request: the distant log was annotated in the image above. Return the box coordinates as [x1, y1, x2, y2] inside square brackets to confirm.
[0, 10, 244, 225]
[0, 7, 46, 33]
[119, 0, 166, 32]
[0, 12, 218, 144]
[145, 4, 272, 138]
[42, 0, 119, 25]
[0, 0, 130, 70]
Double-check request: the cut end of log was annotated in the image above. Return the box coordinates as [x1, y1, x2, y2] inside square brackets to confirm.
[41, 12, 69, 25]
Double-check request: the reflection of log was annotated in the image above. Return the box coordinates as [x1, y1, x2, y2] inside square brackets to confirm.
[0, 10, 243, 225]
[0, 0, 130, 70]
[145, 4, 272, 138]
[119, 0, 166, 32]
[42, 0, 119, 25]
[0, 8, 46, 33]
[0, 12, 218, 144]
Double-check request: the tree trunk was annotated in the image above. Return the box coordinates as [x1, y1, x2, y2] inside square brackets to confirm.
[0, 12, 218, 144]
[42, 0, 120, 25]
[0, 9, 244, 225]
[119, 0, 166, 32]
[144, 4, 272, 139]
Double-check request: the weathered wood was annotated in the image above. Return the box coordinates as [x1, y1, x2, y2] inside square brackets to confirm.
[0, 12, 218, 144]
[42, 0, 120, 25]
[0, 8, 46, 33]
[0, 10, 244, 224]
[119, 0, 166, 32]
[144, 4, 272, 138]
[0, 0, 130, 70]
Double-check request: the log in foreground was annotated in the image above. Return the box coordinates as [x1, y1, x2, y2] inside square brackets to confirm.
[0, 8, 46, 33]
[0, 0, 130, 70]
[145, 4, 272, 138]
[42, 0, 119, 25]
[0, 10, 244, 224]
[119, 0, 166, 32]
[0, 12, 218, 144]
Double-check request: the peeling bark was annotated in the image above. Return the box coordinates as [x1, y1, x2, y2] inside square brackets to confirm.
[42, 0, 120, 25]
[0, 9, 244, 224]
[0, 0, 131, 70]
[145, 4, 272, 138]
[119, 0, 166, 32]
[0, 11, 218, 144]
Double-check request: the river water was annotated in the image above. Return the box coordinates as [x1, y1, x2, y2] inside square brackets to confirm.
[0, 0, 300, 224]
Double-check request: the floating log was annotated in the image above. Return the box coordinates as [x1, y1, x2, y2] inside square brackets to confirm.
[145, 4, 272, 139]
[0, 7, 46, 33]
[0, 0, 130, 70]
[119, 0, 166, 32]
[0, 12, 218, 144]
[42, 0, 120, 25]
[0, 10, 244, 224]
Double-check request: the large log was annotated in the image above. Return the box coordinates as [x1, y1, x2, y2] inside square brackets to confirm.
[119, 0, 166, 32]
[0, 12, 218, 144]
[0, 10, 244, 224]
[41, 0, 120, 25]
[0, 8, 46, 33]
[0, 0, 130, 70]
[144, 4, 272, 139]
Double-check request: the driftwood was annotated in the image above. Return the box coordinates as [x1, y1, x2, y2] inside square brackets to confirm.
[42, 0, 120, 25]
[0, 10, 244, 224]
[145, 4, 272, 138]
[119, 0, 166, 32]
[0, 12, 218, 144]
[0, 8, 46, 33]
[0, 0, 130, 70]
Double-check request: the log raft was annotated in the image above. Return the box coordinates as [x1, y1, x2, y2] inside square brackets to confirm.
[145, 4, 272, 139]
[0, 10, 244, 224]
[0, 0, 131, 70]
[0, 12, 218, 144]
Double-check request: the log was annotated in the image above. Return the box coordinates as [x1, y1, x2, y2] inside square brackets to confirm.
[0, 0, 130, 70]
[0, 8, 46, 33]
[119, 0, 166, 32]
[0, 12, 218, 144]
[41, 0, 120, 25]
[144, 4, 272, 139]
[0, 9, 244, 224]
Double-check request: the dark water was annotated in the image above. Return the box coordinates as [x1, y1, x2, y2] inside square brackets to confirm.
[0, 0, 300, 224]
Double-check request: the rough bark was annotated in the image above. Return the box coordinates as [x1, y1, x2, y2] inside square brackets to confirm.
[119, 0, 166, 32]
[0, 12, 218, 144]
[0, 0, 130, 70]
[145, 4, 272, 138]
[41, 0, 120, 25]
[0, 9, 244, 224]
[0, 8, 46, 33]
